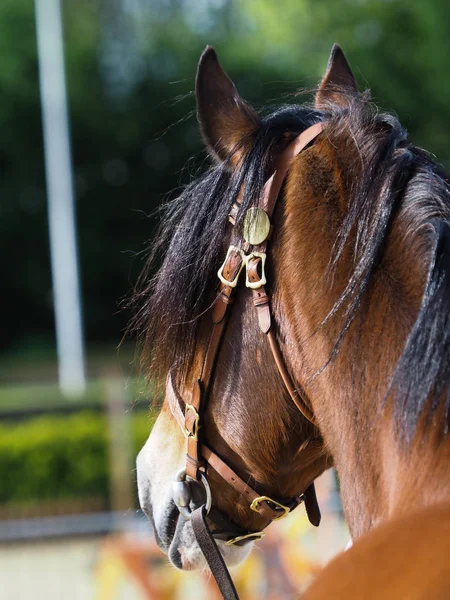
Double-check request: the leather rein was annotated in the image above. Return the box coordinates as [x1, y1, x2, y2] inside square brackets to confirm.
[169, 122, 325, 598]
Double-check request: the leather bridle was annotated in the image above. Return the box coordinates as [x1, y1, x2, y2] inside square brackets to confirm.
[169, 121, 326, 598]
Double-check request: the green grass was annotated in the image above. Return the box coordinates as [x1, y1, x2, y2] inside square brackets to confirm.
[0, 380, 101, 411]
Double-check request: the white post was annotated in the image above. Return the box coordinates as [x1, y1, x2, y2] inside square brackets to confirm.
[35, 0, 86, 396]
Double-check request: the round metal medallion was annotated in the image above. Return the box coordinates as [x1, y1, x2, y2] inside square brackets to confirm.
[242, 207, 270, 245]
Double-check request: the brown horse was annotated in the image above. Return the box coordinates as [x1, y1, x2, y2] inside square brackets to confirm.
[133, 44, 450, 598]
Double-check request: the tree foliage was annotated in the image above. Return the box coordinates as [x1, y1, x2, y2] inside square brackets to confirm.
[1, 0, 449, 354]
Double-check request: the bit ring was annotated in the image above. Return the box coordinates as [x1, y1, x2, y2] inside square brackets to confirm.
[173, 468, 212, 520]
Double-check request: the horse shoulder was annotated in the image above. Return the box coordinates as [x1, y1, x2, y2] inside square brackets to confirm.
[302, 502, 450, 599]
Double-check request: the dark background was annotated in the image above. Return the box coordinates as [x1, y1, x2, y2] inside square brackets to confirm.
[2, 0, 450, 374]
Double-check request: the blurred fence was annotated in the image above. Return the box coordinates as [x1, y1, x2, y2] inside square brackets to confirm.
[0, 374, 347, 600]
[94, 475, 347, 600]
[0, 375, 147, 524]
[0, 473, 347, 600]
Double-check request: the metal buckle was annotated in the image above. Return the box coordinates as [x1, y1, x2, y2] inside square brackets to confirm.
[245, 252, 267, 289]
[225, 530, 266, 546]
[184, 404, 200, 442]
[173, 469, 212, 520]
[250, 496, 290, 520]
[217, 245, 245, 288]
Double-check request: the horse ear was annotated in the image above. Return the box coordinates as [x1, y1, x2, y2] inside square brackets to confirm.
[196, 46, 259, 163]
[315, 44, 358, 109]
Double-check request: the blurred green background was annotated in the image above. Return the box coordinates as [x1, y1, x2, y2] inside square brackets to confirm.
[3, 0, 450, 362]
[1, 1, 449, 596]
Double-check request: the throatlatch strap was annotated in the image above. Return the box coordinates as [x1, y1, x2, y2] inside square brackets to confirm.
[191, 506, 240, 600]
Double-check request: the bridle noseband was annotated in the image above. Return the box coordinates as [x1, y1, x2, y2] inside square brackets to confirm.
[168, 121, 325, 598]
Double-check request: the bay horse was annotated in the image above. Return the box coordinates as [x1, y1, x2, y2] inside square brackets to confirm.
[134, 44, 450, 598]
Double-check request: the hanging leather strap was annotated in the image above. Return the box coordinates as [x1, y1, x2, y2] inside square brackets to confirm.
[191, 506, 240, 600]
[304, 482, 321, 527]
[249, 272, 317, 424]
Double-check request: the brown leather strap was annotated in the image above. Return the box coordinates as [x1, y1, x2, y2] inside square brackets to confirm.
[186, 314, 229, 480]
[248, 263, 317, 424]
[304, 482, 321, 527]
[266, 329, 316, 423]
[191, 506, 240, 600]
[262, 122, 324, 217]
[203, 445, 303, 521]
[186, 258, 244, 480]
[185, 379, 203, 479]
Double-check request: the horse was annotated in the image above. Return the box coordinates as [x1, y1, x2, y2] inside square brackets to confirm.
[133, 44, 450, 598]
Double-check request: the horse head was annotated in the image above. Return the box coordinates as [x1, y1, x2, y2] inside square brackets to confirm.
[134, 43, 450, 577]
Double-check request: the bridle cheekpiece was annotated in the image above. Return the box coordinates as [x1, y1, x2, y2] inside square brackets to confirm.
[169, 121, 326, 599]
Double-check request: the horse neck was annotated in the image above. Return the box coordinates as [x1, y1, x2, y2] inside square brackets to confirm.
[276, 146, 450, 538]
[330, 401, 450, 538]
[279, 262, 450, 537]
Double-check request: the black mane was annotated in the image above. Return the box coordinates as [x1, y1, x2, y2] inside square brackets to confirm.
[129, 105, 323, 383]
[319, 98, 450, 442]
[130, 95, 450, 442]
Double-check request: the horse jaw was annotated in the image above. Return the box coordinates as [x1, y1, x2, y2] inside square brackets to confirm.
[136, 407, 252, 570]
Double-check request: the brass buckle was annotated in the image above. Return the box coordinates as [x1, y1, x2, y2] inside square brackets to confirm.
[217, 246, 245, 288]
[250, 496, 290, 520]
[245, 252, 267, 289]
[184, 404, 200, 442]
[225, 530, 266, 546]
